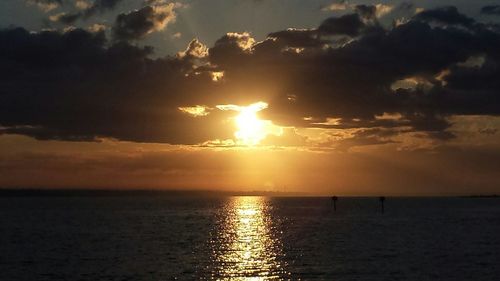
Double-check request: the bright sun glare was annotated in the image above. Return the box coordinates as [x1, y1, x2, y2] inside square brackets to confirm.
[216, 101, 282, 146]
[235, 102, 268, 145]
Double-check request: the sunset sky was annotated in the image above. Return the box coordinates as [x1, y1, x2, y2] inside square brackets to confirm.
[1, 0, 500, 195]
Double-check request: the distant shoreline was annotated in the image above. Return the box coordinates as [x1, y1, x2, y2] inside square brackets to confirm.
[0, 188, 307, 198]
[460, 194, 499, 198]
[0, 188, 498, 198]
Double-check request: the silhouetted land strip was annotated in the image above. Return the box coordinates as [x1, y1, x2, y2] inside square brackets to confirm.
[461, 194, 499, 198]
[0, 188, 308, 197]
[1, 189, 499, 198]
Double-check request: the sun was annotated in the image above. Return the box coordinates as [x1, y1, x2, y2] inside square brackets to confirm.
[235, 104, 267, 145]
[216, 101, 282, 146]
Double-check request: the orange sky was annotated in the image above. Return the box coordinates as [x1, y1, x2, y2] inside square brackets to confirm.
[2, 129, 500, 195]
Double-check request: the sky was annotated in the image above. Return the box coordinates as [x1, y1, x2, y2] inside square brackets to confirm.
[1, 0, 500, 195]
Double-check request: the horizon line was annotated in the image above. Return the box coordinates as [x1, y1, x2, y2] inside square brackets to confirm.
[0, 187, 498, 198]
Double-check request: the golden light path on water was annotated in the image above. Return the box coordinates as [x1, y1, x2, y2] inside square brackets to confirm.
[211, 196, 288, 280]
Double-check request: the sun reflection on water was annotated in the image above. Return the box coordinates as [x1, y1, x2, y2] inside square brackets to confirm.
[211, 196, 287, 280]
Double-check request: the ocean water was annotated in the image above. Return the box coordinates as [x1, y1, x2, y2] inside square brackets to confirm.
[0, 195, 499, 280]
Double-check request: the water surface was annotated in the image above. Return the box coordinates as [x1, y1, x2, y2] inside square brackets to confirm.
[1, 195, 499, 280]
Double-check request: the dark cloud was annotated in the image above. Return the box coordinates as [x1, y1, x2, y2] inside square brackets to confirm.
[209, 32, 255, 68]
[318, 14, 365, 36]
[79, 0, 124, 20]
[47, 0, 124, 24]
[1, 7, 500, 145]
[87, 0, 123, 14]
[112, 4, 177, 41]
[30, 0, 62, 4]
[414, 6, 475, 27]
[267, 28, 324, 48]
[217, 9, 500, 138]
[394, 2, 414, 12]
[481, 5, 500, 15]
[354, 4, 378, 20]
[0, 27, 233, 144]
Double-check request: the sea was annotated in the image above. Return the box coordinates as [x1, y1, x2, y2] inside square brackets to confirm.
[1, 194, 499, 280]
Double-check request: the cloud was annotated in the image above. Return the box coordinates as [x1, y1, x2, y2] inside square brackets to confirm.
[322, 2, 393, 19]
[87, 23, 107, 32]
[178, 38, 209, 59]
[321, 1, 349, 12]
[213, 32, 255, 52]
[414, 6, 475, 27]
[481, 5, 500, 15]
[3, 134, 500, 194]
[260, 127, 308, 147]
[45, 0, 125, 24]
[223, 9, 500, 142]
[178, 105, 212, 117]
[209, 32, 256, 66]
[216, 102, 268, 112]
[49, 12, 82, 24]
[81, 0, 124, 17]
[75, 0, 92, 10]
[26, 0, 62, 12]
[1, 7, 500, 147]
[318, 13, 365, 36]
[354, 4, 393, 20]
[0, 27, 234, 144]
[112, 3, 178, 41]
[267, 28, 325, 48]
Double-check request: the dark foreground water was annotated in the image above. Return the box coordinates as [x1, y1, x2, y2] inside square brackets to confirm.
[1, 195, 499, 280]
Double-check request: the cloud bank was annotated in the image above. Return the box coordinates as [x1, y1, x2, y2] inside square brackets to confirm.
[1, 5, 500, 148]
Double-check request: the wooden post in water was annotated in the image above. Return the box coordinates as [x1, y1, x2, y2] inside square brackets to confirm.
[332, 196, 338, 211]
[379, 196, 385, 214]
